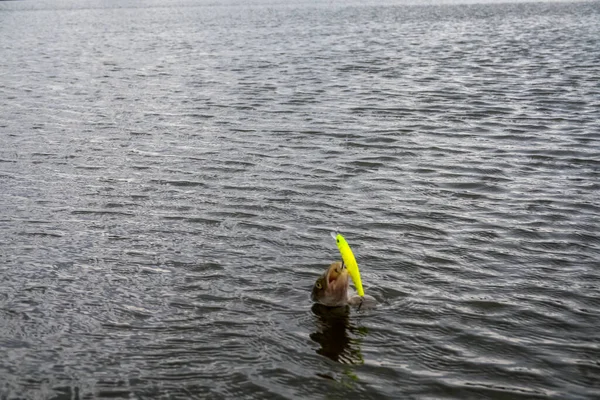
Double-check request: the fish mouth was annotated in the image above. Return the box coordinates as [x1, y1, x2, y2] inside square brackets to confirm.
[326, 261, 348, 290]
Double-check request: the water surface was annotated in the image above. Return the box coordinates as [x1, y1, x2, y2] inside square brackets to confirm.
[1, 0, 599, 398]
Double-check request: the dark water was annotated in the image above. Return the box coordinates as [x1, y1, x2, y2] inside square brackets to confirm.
[1, 0, 600, 398]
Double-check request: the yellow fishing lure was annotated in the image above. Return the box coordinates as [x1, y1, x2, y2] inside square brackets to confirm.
[332, 232, 364, 297]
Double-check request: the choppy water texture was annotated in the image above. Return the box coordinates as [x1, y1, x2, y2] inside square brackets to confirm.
[1, 0, 600, 398]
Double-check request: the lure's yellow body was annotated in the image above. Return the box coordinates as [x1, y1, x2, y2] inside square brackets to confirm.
[334, 233, 364, 297]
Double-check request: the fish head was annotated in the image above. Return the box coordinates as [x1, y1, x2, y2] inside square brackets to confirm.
[311, 261, 349, 307]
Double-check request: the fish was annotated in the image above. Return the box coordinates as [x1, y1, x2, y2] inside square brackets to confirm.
[311, 261, 351, 307]
[311, 261, 373, 308]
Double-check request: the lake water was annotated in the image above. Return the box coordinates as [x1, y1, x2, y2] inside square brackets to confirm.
[1, 0, 599, 398]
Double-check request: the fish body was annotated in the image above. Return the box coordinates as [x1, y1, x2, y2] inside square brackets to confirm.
[311, 262, 350, 307]
[311, 261, 375, 308]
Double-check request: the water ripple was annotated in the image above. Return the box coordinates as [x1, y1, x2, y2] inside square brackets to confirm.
[1, 0, 600, 399]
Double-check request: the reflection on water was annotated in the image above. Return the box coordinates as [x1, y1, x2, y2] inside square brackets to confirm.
[310, 303, 368, 365]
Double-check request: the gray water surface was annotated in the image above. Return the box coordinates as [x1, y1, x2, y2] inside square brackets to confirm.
[1, 0, 599, 398]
